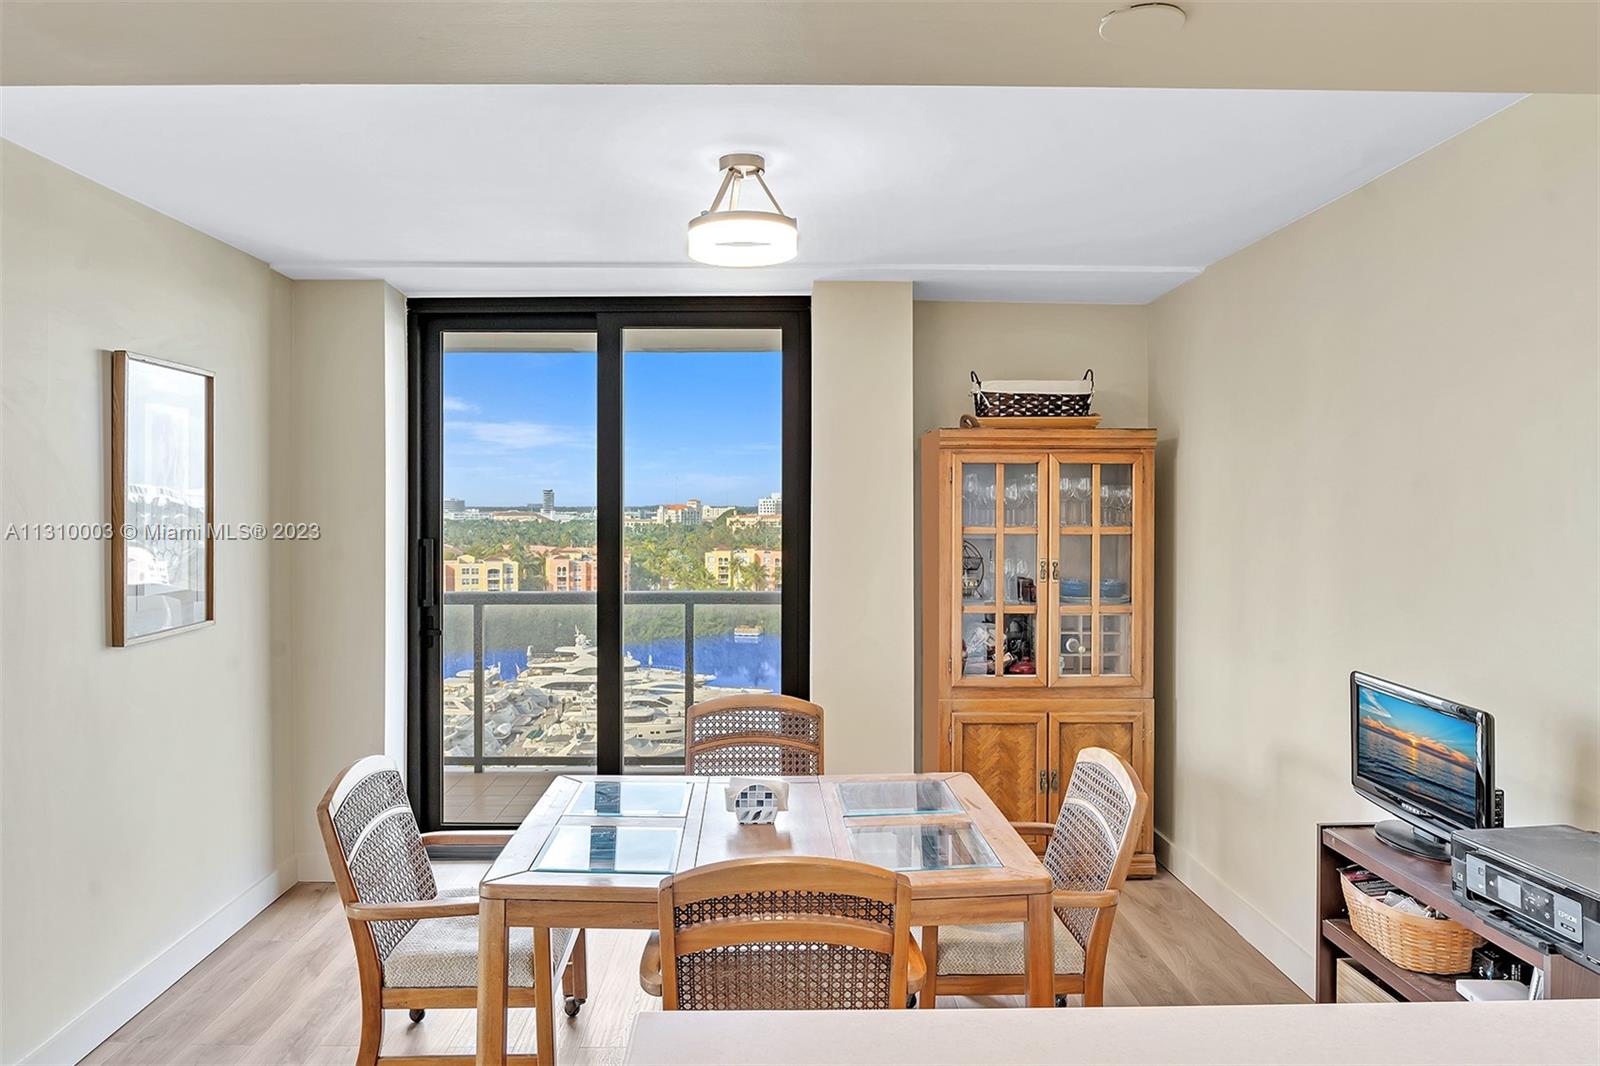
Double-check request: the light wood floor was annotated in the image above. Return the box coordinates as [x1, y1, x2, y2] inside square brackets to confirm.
[83, 864, 1306, 1065]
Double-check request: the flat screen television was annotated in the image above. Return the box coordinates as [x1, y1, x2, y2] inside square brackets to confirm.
[1351, 671, 1497, 861]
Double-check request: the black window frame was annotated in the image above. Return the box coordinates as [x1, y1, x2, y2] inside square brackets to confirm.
[406, 296, 810, 830]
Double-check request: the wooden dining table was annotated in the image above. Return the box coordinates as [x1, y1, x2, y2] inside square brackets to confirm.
[473, 771, 1057, 1066]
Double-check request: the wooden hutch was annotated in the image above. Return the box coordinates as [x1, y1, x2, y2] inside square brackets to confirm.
[919, 424, 1156, 876]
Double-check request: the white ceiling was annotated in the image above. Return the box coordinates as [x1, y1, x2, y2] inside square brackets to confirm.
[0, 85, 1516, 302]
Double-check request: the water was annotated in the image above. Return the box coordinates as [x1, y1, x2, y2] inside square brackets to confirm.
[444, 632, 781, 691]
[1357, 726, 1477, 822]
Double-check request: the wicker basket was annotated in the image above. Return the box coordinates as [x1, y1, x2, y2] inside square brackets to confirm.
[1340, 873, 1482, 974]
[971, 370, 1093, 417]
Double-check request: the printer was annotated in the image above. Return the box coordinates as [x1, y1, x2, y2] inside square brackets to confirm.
[1451, 824, 1600, 973]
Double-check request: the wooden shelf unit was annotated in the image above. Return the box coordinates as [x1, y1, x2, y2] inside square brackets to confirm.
[919, 426, 1157, 876]
[1316, 823, 1600, 1003]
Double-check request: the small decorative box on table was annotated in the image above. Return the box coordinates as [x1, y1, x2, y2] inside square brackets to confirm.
[725, 777, 790, 824]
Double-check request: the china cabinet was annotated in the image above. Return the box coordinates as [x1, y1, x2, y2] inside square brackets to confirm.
[920, 426, 1156, 876]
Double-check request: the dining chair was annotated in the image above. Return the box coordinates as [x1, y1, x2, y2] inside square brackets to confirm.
[917, 747, 1149, 1008]
[683, 692, 825, 775]
[638, 856, 925, 1009]
[317, 756, 588, 1065]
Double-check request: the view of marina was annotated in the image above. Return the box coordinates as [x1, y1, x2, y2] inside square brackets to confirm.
[442, 614, 780, 767]
[441, 339, 787, 810]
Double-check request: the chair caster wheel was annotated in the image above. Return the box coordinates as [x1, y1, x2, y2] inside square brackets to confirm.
[1055, 995, 1069, 1008]
[408, 1008, 426, 1023]
[906, 993, 918, 1009]
[563, 996, 582, 1018]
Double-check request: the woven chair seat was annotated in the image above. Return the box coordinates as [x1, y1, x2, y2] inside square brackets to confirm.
[931, 914, 1086, 977]
[637, 930, 927, 998]
[383, 886, 574, 989]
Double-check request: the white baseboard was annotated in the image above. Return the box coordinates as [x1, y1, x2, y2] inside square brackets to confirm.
[1155, 829, 1315, 995]
[19, 858, 297, 1066]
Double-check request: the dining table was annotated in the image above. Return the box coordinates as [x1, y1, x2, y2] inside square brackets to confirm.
[473, 771, 1058, 1066]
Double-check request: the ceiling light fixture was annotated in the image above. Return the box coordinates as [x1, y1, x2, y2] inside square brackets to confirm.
[687, 153, 797, 267]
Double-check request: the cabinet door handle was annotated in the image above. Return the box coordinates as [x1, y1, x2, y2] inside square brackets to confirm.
[1050, 560, 1060, 580]
[1038, 770, 1048, 793]
[1049, 769, 1060, 792]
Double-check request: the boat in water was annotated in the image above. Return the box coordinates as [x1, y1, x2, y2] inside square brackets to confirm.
[444, 626, 767, 763]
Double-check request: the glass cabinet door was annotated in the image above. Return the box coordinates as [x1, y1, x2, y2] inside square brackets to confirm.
[1049, 455, 1141, 686]
[954, 457, 1044, 685]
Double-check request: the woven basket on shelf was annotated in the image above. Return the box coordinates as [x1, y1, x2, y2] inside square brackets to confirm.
[970, 370, 1093, 417]
[1340, 873, 1482, 974]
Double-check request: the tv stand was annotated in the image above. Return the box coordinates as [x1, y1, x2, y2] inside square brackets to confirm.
[1373, 819, 1450, 862]
[1316, 823, 1600, 1002]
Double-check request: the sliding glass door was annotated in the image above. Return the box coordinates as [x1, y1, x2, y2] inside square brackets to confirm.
[622, 326, 787, 771]
[409, 300, 809, 829]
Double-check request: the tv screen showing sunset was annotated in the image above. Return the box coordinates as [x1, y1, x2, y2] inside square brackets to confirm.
[1355, 685, 1480, 823]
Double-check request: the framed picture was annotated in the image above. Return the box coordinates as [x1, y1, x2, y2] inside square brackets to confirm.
[107, 350, 215, 645]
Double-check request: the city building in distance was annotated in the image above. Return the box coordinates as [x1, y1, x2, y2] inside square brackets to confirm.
[705, 548, 782, 588]
[544, 549, 632, 591]
[656, 502, 702, 525]
[443, 554, 518, 592]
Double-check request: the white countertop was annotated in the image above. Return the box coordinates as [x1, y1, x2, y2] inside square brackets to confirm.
[624, 999, 1600, 1065]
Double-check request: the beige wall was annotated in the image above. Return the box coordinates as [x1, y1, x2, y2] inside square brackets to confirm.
[0, 141, 295, 1064]
[912, 301, 1149, 434]
[283, 280, 409, 881]
[811, 282, 917, 772]
[1147, 95, 1600, 991]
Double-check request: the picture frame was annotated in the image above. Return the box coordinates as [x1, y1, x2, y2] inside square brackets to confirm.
[106, 349, 215, 646]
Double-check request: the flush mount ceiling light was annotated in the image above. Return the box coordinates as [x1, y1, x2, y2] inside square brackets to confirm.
[687, 153, 798, 267]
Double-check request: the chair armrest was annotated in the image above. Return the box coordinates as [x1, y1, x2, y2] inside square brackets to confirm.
[907, 939, 927, 993]
[1009, 821, 1057, 838]
[419, 830, 514, 848]
[346, 898, 480, 922]
[1051, 888, 1119, 911]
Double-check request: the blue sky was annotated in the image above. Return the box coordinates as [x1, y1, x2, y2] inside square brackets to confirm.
[1358, 686, 1477, 757]
[443, 350, 782, 507]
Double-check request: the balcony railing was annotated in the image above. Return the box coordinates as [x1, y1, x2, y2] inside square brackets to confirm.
[442, 589, 781, 772]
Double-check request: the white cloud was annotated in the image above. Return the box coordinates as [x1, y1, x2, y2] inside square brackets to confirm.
[455, 420, 587, 450]
[442, 396, 478, 413]
[1360, 690, 1391, 717]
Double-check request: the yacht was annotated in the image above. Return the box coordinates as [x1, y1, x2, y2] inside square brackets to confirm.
[445, 625, 767, 762]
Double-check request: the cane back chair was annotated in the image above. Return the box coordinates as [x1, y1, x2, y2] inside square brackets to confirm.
[918, 747, 1149, 1008]
[643, 856, 925, 1010]
[683, 693, 825, 776]
[317, 756, 588, 1065]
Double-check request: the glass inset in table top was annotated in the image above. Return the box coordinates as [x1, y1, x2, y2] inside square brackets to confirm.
[533, 823, 683, 874]
[564, 779, 692, 818]
[838, 779, 963, 817]
[846, 821, 1000, 872]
